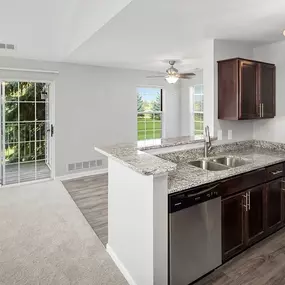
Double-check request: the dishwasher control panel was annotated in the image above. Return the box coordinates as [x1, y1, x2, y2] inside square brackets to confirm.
[169, 184, 222, 213]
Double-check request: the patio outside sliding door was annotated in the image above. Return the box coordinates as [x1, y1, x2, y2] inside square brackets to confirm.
[0, 81, 52, 185]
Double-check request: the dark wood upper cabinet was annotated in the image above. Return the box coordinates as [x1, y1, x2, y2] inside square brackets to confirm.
[239, 60, 258, 119]
[259, 63, 275, 118]
[218, 58, 276, 120]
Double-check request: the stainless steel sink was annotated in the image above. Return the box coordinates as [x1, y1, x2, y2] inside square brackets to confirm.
[188, 160, 230, 171]
[210, 156, 250, 167]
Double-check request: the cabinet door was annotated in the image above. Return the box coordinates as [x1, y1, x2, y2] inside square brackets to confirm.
[267, 178, 283, 234]
[259, 63, 275, 118]
[222, 193, 245, 261]
[239, 60, 258, 119]
[245, 185, 266, 246]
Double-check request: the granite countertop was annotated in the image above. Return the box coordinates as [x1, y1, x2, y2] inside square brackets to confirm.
[94, 144, 176, 176]
[94, 136, 216, 176]
[168, 148, 285, 194]
[138, 135, 216, 150]
[95, 138, 285, 191]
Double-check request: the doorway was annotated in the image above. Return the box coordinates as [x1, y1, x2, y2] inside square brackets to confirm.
[0, 80, 54, 186]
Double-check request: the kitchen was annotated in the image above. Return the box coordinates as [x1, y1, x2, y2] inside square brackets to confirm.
[2, 1, 285, 285]
[95, 39, 285, 285]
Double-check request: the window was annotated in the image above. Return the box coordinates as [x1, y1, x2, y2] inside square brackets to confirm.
[191, 84, 204, 137]
[137, 87, 162, 141]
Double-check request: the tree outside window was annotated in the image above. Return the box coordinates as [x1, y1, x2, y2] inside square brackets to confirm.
[137, 87, 162, 141]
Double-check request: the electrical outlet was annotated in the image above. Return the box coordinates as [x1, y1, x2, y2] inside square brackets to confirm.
[217, 130, 223, 140]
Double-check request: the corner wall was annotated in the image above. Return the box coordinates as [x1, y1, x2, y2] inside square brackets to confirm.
[0, 57, 181, 176]
[253, 41, 285, 143]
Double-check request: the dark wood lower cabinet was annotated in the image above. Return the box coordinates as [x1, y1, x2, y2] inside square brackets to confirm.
[222, 193, 245, 261]
[222, 176, 285, 262]
[245, 185, 266, 246]
[266, 178, 283, 233]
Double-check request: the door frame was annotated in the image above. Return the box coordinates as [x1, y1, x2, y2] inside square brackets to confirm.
[0, 78, 56, 186]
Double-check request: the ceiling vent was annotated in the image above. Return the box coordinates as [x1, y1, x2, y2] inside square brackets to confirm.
[0, 43, 16, 51]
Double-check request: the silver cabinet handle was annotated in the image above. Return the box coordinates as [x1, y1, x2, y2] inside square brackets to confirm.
[282, 179, 285, 191]
[242, 194, 248, 211]
[259, 103, 262, 118]
[248, 192, 251, 211]
[262, 103, 264, 118]
[272, 170, 283, 175]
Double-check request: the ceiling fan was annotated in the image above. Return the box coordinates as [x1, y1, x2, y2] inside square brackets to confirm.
[147, 60, 196, 84]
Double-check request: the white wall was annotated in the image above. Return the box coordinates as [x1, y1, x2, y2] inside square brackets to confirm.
[107, 158, 169, 285]
[253, 41, 285, 143]
[0, 57, 180, 176]
[180, 70, 203, 136]
[213, 39, 255, 140]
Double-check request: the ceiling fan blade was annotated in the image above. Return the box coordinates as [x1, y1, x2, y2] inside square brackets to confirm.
[146, 75, 166, 78]
[177, 74, 194, 79]
[179, 72, 196, 76]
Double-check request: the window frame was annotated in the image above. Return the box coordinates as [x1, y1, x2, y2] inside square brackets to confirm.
[190, 84, 204, 137]
[137, 87, 163, 142]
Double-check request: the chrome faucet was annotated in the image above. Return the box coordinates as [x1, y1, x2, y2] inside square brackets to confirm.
[204, 126, 212, 158]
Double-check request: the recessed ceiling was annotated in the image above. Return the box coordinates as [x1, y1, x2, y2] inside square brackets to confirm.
[1, 0, 285, 72]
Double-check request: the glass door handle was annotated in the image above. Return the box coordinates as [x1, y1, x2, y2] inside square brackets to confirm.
[47, 124, 54, 137]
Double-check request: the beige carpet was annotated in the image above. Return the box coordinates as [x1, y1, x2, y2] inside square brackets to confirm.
[0, 180, 128, 285]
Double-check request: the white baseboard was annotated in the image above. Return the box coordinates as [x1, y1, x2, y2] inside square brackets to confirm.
[106, 244, 137, 285]
[0, 178, 53, 189]
[57, 168, 108, 181]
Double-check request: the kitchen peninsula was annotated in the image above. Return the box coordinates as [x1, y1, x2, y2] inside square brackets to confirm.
[95, 137, 285, 285]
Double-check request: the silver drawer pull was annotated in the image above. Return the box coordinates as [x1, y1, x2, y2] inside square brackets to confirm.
[272, 170, 283, 175]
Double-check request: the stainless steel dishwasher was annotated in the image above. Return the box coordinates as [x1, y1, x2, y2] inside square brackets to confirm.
[169, 183, 222, 285]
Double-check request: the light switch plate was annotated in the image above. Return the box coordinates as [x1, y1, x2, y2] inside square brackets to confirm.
[228, 130, 233, 140]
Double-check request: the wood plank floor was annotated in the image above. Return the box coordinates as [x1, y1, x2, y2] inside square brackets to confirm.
[62, 174, 108, 246]
[63, 173, 285, 284]
[194, 228, 285, 285]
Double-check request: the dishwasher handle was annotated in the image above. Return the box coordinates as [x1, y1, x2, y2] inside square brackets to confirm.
[169, 183, 221, 213]
[185, 184, 220, 198]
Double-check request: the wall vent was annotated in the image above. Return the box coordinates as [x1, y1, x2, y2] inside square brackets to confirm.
[82, 161, 90, 169]
[0, 43, 16, 51]
[6, 44, 15, 50]
[67, 159, 103, 172]
[68, 163, 75, 171]
[75, 162, 82, 170]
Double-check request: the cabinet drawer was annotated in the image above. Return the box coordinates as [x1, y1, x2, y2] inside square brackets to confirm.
[266, 163, 284, 181]
[221, 169, 266, 198]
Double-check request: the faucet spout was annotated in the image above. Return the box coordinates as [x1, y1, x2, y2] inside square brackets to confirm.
[204, 126, 212, 157]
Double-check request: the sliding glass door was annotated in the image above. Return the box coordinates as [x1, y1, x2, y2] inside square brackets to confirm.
[0, 81, 53, 185]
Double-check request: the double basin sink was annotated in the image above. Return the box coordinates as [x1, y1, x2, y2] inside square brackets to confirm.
[189, 156, 251, 171]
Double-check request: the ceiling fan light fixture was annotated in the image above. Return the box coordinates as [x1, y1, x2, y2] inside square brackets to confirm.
[165, 75, 179, 84]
